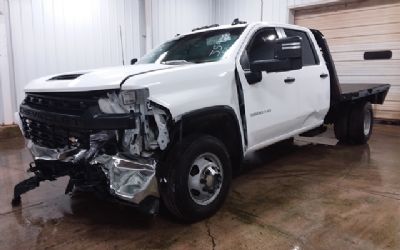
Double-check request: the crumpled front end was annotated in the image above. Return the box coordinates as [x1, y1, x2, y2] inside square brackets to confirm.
[13, 88, 171, 213]
[91, 153, 159, 204]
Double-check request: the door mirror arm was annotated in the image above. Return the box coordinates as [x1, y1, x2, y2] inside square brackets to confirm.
[245, 70, 262, 85]
[130, 58, 138, 65]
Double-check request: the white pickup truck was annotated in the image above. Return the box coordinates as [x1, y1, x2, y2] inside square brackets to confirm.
[13, 20, 390, 222]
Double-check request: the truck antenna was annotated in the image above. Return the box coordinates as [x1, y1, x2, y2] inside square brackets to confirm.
[119, 25, 125, 65]
[260, 0, 264, 21]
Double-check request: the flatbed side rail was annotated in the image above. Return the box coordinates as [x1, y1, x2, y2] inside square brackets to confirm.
[340, 84, 390, 104]
[324, 83, 390, 124]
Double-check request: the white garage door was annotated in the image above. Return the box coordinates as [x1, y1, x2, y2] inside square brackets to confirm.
[295, 0, 400, 120]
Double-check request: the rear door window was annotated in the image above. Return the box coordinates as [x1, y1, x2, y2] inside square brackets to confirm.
[284, 29, 318, 66]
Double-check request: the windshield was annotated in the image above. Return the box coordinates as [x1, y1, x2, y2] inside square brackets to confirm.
[138, 27, 245, 64]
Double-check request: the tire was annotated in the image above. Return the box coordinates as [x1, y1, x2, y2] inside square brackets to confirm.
[160, 135, 232, 222]
[348, 102, 373, 144]
[334, 110, 350, 143]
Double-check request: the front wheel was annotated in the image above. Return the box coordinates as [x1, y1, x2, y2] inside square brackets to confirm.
[160, 135, 232, 222]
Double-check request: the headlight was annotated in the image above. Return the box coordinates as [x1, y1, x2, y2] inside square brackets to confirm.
[98, 89, 150, 114]
[98, 92, 126, 114]
[121, 90, 136, 105]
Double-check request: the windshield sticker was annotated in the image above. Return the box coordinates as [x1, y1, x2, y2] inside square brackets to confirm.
[217, 33, 232, 43]
[207, 33, 232, 46]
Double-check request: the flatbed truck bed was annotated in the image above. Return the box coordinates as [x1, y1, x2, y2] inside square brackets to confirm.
[340, 83, 390, 102]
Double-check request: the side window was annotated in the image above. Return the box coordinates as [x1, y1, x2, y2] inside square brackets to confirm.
[284, 29, 318, 66]
[240, 28, 278, 70]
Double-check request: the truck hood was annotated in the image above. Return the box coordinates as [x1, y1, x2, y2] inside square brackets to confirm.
[24, 64, 175, 93]
[23, 61, 237, 120]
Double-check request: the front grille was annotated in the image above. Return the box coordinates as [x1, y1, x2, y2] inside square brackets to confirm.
[21, 117, 90, 149]
[20, 91, 118, 149]
[24, 91, 106, 114]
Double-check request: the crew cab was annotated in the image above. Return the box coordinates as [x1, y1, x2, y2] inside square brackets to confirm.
[12, 20, 390, 222]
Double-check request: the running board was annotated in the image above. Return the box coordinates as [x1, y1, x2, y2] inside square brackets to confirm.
[299, 125, 327, 137]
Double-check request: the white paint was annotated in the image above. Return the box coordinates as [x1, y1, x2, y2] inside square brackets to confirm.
[234, 23, 329, 152]
[0, 0, 337, 125]
[24, 64, 175, 93]
[7, 0, 143, 116]
[3, 0, 216, 124]
[24, 22, 330, 155]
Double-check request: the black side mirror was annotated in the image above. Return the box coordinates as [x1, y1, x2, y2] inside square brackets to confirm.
[130, 58, 138, 65]
[250, 36, 303, 73]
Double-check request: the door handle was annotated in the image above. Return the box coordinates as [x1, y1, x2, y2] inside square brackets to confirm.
[284, 77, 296, 84]
[320, 73, 329, 79]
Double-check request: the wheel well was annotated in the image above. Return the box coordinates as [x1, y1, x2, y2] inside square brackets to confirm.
[177, 106, 244, 173]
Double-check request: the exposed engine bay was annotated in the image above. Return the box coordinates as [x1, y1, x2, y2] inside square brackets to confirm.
[13, 88, 170, 213]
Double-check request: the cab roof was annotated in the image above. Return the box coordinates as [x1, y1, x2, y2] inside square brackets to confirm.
[187, 21, 311, 36]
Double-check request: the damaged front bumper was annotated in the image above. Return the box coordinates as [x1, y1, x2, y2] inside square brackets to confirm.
[92, 153, 159, 204]
[12, 139, 160, 214]
[12, 89, 170, 214]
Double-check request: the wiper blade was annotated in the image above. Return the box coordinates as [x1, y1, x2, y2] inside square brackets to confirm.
[161, 60, 194, 65]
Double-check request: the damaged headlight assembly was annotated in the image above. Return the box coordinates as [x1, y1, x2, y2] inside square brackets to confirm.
[12, 88, 171, 214]
[98, 89, 170, 154]
[94, 89, 170, 208]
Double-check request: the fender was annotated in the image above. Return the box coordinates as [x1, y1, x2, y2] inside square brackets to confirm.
[160, 105, 245, 174]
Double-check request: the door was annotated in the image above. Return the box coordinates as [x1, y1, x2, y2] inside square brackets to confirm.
[236, 27, 300, 150]
[295, 0, 400, 120]
[282, 28, 330, 129]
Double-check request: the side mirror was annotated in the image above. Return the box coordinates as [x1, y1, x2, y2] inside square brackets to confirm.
[250, 36, 303, 73]
[130, 58, 138, 65]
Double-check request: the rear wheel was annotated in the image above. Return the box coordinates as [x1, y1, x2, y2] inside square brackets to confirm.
[334, 102, 373, 145]
[348, 102, 373, 144]
[161, 135, 232, 222]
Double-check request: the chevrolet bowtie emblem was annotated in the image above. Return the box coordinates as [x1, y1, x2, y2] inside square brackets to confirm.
[69, 137, 78, 143]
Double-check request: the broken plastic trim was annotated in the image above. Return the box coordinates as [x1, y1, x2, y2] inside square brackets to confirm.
[13, 130, 159, 208]
[28, 140, 86, 161]
[13, 88, 169, 212]
[28, 129, 160, 205]
[98, 89, 170, 155]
